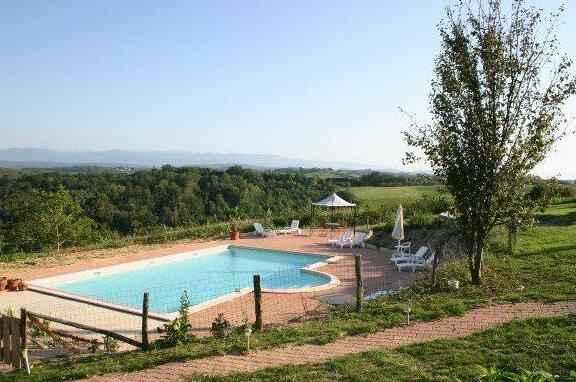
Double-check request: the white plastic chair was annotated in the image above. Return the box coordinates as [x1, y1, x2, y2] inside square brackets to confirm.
[284, 220, 301, 235]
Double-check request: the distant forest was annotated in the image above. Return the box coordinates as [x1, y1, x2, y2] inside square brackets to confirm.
[351, 171, 438, 187]
[0, 166, 439, 254]
[273, 168, 438, 187]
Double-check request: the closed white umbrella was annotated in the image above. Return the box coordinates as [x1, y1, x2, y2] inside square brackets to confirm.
[391, 205, 404, 247]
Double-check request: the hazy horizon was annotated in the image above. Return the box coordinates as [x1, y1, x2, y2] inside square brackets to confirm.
[1, 0, 574, 177]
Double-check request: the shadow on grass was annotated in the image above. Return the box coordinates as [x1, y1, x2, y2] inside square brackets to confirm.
[536, 210, 576, 226]
[513, 243, 576, 259]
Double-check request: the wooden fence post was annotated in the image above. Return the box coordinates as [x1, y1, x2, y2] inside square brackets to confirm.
[253, 275, 262, 331]
[2, 316, 10, 363]
[19, 309, 27, 351]
[19, 309, 27, 363]
[355, 254, 363, 312]
[141, 293, 149, 349]
[10, 317, 20, 369]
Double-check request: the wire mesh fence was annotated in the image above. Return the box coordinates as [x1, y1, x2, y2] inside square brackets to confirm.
[21, 249, 416, 361]
[27, 256, 411, 334]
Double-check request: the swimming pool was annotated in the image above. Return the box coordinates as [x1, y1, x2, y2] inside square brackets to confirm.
[31, 246, 338, 314]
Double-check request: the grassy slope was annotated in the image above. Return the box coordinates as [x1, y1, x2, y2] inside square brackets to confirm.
[484, 201, 576, 301]
[4, 202, 576, 381]
[351, 186, 439, 207]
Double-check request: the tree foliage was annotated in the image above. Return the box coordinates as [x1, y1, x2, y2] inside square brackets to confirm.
[352, 171, 438, 187]
[0, 166, 336, 253]
[10, 187, 95, 252]
[404, 0, 575, 284]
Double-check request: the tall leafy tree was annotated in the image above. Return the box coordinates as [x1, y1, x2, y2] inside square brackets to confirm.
[13, 187, 95, 252]
[503, 179, 557, 254]
[404, 0, 575, 284]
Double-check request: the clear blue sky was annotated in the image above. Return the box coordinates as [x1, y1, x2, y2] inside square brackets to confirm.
[0, 0, 574, 177]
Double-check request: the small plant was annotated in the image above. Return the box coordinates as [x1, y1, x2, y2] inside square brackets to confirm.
[88, 339, 100, 354]
[156, 291, 194, 347]
[103, 335, 119, 352]
[4, 307, 14, 317]
[517, 285, 525, 298]
[210, 313, 232, 338]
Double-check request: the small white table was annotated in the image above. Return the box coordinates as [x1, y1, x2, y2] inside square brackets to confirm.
[394, 242, 412, 255]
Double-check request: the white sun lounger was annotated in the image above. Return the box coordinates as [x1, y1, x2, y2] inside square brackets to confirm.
[347, 230, 373, 248]
[391, 245, 429, 264]
[328, 229, 353, 247]
[254, 223, 277, 237]
[396, 252, 435, 272]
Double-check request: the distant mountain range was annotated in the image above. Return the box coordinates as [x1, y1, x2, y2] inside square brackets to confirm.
[0, 148, 394, 171]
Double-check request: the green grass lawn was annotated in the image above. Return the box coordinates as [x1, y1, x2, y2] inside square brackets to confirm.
[535, 200, 576, 226]
[351, 186, 440, 207]
[3, 200, 576, 381]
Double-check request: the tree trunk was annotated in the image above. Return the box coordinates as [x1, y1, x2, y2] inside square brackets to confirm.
[470, 239, 484, 285]
[507, 227, 516, 254]
[430, 247, 440, 288]
[467, 238, 475, 282]
[56, 225, 61, 252]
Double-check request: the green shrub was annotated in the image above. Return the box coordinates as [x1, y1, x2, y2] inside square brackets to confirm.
[103, 335, 119, 352]
[155, 292, 195, 348]
[210, 313, 232, 338]
[406, 213, 438, 230]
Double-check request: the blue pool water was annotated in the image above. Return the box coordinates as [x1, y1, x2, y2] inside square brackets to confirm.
[53, 246, 330, 313]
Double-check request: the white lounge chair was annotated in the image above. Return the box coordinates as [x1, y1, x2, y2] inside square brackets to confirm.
[328, 229, 353, 247]
[283, 220, 301, 235]
[397, 251, 435, 272]
[254, 223, 276, 237]
[391, 245, 428, 264]
[348, 230, 373, 248]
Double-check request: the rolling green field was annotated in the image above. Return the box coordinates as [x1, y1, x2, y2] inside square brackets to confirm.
[351, 185, 440, 207]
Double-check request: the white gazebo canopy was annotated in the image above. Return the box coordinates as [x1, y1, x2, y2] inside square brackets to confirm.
[313, 193, 356, 208]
